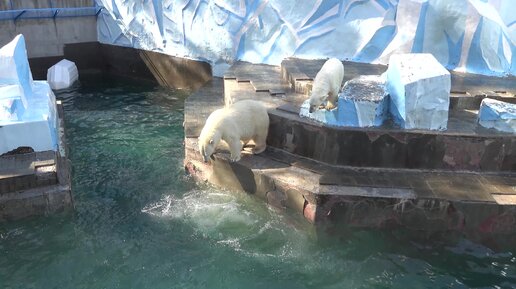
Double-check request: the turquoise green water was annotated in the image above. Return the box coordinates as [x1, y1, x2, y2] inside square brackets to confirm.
[1, 75, 515, 288]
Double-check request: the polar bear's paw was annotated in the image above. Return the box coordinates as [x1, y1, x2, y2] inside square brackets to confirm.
[325, 102, 337, 110]
[229, 154, 241, 162]
[252, 145, 266, 154]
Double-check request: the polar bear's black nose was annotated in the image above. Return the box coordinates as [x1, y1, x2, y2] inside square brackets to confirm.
[309, 106, 315, 113]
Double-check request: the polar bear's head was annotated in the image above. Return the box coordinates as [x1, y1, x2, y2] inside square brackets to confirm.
[198, 131, 221, 163]
[308, 88, 327, 113]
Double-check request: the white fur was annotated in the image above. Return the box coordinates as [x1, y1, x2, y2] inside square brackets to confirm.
[309, 58, 344, 112]
[198, 100, 269, 162]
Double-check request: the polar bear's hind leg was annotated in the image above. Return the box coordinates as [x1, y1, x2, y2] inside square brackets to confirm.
[251, 130, 267, 154]
[227, 136, 243, 162]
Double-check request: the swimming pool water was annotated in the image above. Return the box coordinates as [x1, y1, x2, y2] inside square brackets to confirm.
[0, 75, 515, 288]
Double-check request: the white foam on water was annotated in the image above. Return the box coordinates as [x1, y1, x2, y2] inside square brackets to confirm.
[142, 188, 315, 263]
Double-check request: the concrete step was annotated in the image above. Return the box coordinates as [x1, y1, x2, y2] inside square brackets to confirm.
[184, 137, 516, 240]
[0, 151, 58, 194]
[0, 184, 72, 221]
[268, 107, 516, 172]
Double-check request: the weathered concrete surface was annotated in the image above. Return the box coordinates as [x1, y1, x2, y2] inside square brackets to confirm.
[268, 108, 516, 172]
[0, 17, 97, 59]
[184, 137, 516, 244]
[0, 1, 95, 11]
[140, 49, 212, 90]
[0, 101, 72, 221]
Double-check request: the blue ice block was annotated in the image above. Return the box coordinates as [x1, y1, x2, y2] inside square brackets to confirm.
[299, 99, 339, 126]
[478, 98, 516, 133]
[386, 53, 450, 131]
[337, 75, 388, 127]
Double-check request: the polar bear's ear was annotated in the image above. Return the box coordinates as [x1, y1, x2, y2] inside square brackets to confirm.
[209, 139, 214, 144]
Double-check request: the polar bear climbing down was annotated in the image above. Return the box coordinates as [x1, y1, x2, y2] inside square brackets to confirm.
[308, 58, 345, 113]
[198, 100, 269, 163]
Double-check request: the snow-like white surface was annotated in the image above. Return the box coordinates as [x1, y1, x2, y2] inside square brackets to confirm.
[0, 34, 33, 99]
[97, 0, 516, 77]
[386, 53, 450, 131]
[478, 98, 516, 133]
[0, 35, 58, 155]
[47, 59, 79, 90]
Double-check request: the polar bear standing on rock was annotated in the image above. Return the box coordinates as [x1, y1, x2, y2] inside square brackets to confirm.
[308, 58, 345, 113]
[198, 100, 269, 163]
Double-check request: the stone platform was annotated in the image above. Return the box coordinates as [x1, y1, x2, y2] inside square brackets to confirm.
[183, 59, 516, 244]
[0, 101, 72, 221]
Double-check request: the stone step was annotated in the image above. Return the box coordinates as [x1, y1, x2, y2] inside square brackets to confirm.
[0, 184, 72, 222]
[0, 151, 58, 194]
[261, 144, 515, 203]
[281, 58, 516, 111]
[183, 137, 516, 238]
[267, 107, 516, 172]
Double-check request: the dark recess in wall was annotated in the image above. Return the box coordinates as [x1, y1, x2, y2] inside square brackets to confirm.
[27, 42, 212, 90]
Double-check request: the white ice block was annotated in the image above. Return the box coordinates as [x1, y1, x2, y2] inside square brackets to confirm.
[0, 81, 58, 154]
[338, 75, 388, 127]
[299, 99, 339, 126]
[47, 59, 79, 90]
[0, 35, 59, 154]
[386, 53, 450, 130]
[0, 34, 33, 98]
[478, 98, 516, 133]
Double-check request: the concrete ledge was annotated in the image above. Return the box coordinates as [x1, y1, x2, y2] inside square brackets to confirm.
[184, 137, 516, 243]
[268, 108, 516, 172]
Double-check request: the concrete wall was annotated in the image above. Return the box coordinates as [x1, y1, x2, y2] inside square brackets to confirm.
[0, 0, 97, 58]
[0, 0, 95, 10]
[0, 18, 97, 58]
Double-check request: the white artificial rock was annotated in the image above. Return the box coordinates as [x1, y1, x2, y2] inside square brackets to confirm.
[0, 34, 33, 98]
[47, 59, 79, 90]
[386, 53, 450, 130]
[0, 35, 58, 155]
[96, 0, 516, 76]
[299, 99, 339, 126]
[337, 75, 388, 127]
[478, 98, 516, 133]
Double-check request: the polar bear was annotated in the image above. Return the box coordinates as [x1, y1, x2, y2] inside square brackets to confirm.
[308, 58, 345, 113]
[198, 99, 269, 163]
